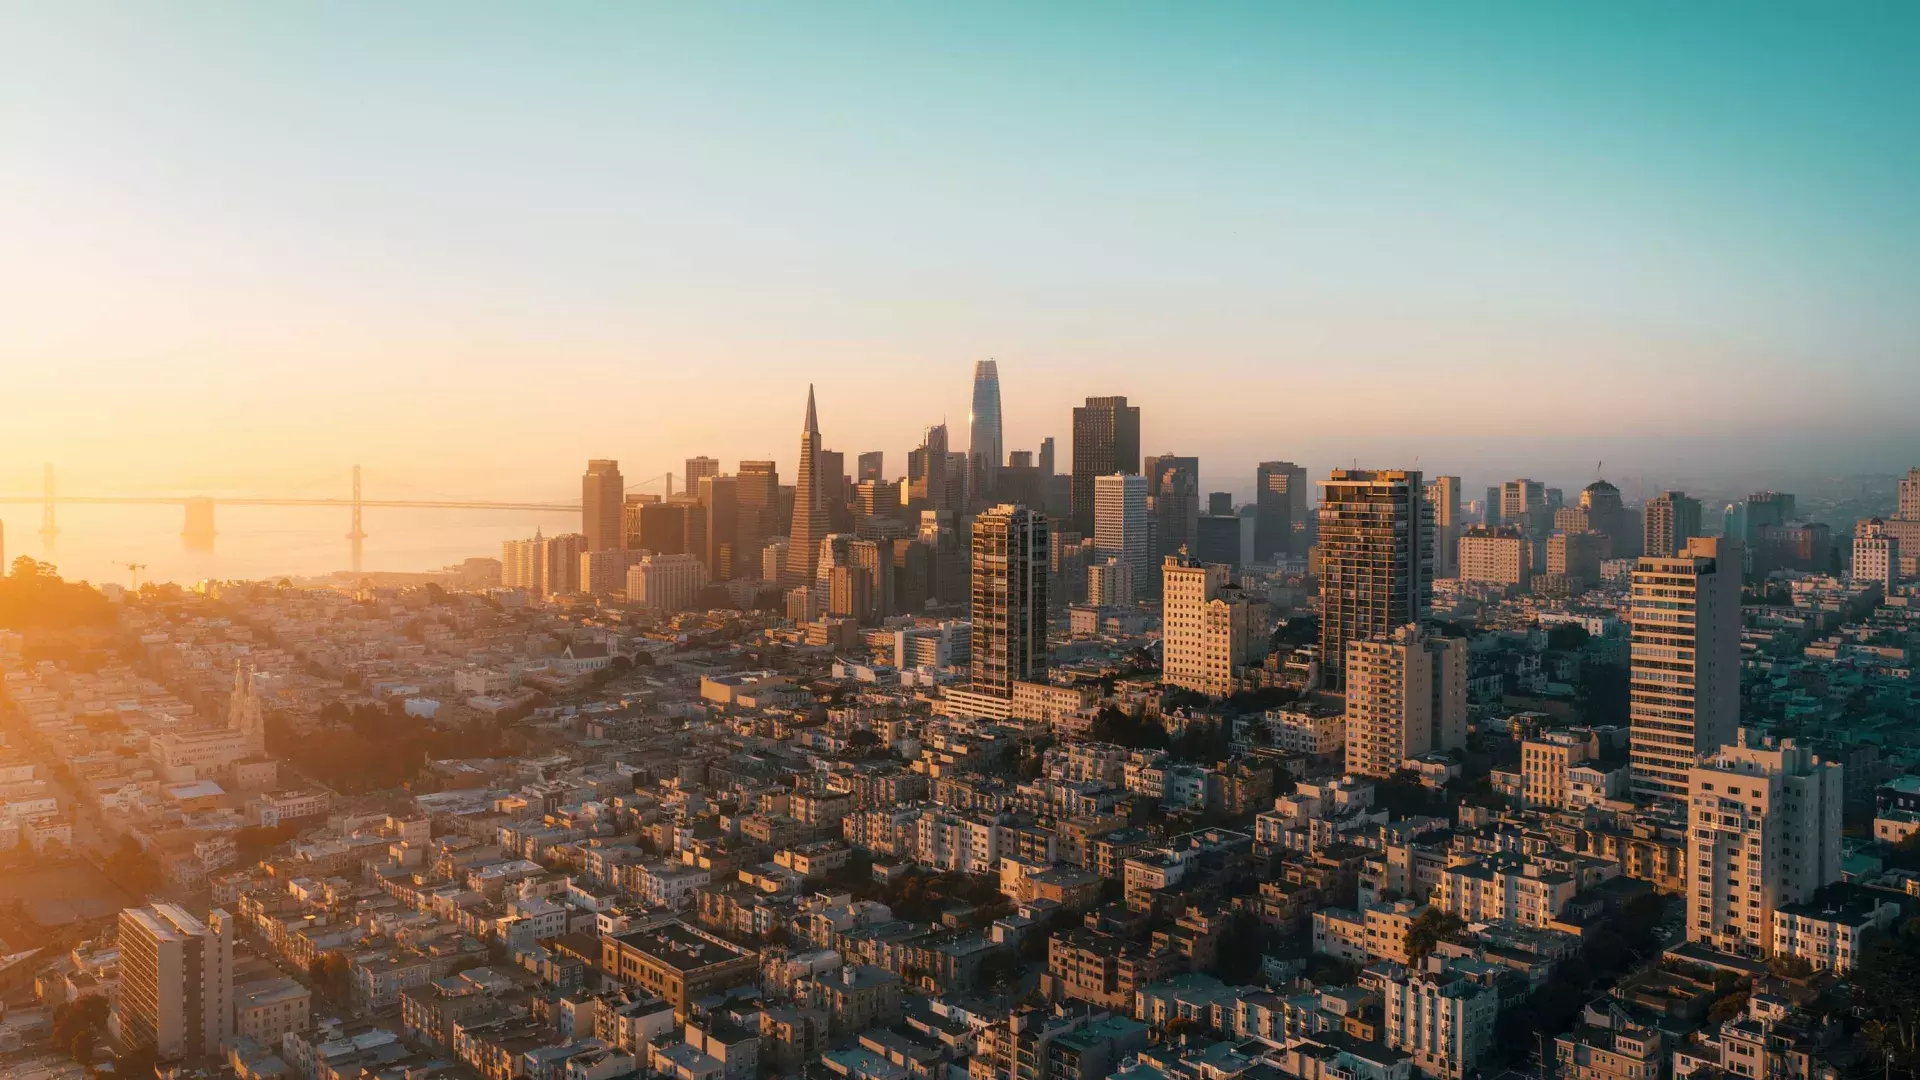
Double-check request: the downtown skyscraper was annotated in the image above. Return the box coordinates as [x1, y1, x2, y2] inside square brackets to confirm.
[969, 360, 1003, 504]
[971, 504, 1049, 697]
[1071, 396, 1141, 536]
[581, 459, 625, 552]
[1256, 461, 1308, 562]
[1317, 469, 1432, 690]
[785, 386, 830, 589]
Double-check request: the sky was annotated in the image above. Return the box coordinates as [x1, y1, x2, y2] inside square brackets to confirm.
[2, 2, 1917, 506]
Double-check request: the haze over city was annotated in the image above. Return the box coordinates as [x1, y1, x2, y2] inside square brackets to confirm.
[4, 7, 1920, 1080]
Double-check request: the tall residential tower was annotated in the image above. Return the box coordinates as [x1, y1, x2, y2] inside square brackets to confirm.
[1317, 470, 1432, 689]
[1629, 536, 1742, 802]
[971, 505, 1049, 697]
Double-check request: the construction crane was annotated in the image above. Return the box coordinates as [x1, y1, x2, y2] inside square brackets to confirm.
[120, 562, 146, 589]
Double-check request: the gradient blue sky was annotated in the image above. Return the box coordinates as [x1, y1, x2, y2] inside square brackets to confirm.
[3, 2, 1916, 501]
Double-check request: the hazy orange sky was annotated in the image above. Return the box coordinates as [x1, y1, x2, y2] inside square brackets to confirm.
[4, 3, 1916, 503]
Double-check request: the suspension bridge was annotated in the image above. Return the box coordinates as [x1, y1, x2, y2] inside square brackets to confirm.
[0, 464, 676, 572]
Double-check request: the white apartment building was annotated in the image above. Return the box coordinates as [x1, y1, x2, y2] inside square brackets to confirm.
[1457, 527, 1531, 590]
[1630, 537, 1742, 803]
[1435, 854, 1581, 929]
[1161, 554, 1265, 696]
[1686, 732, 1843, 958]
[628, 553, 710, 612]
[1852, 518, 1898, 590]
[1381, 964, 1498, 1080]
[1093, 474, 1150, 603]
[234, 976, 310, 1046]
[112, 904, 235, 1062]
[913, 812, 999, 875]
[1242, 704, 1345, 763]
[1344, 625, 1467, 779]
[1087, 558, 1133, 608]
[1770, 883, 1900, 974]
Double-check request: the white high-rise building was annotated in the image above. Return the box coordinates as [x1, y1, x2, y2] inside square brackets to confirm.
[501, 530, 546, 593]
[1161, 553, 1264, 696]
[1852, 518, 1898, 590]
[1343, 624, 1467, 779]
[1686, 732, 1843, 959]
[1629, 537, 1742, 803]
[627, 553, 709, 612]
[112, 904, 234, 1062]
[1093, 473, 1150, 603]
[1087, 558, 1132, 608]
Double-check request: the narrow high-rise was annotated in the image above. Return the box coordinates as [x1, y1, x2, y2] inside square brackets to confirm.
[1147, 454, 1200, 559]
[737, 460, 780, 574]
[1070, 396, 1141, 536]
[1093, 474, 1150, 604]
[785, 386, 831, 589]
[683, 456, 721, 491]
[969, 360, 1004, 504]
[1686, 733, 1842, 959]
[1256, 461, 1308, 562]
[1425, 475, 1462, 577]
[1642, 490, 1702, 559]
[1630, 536, 1742, 802]
[971, 505, 1049, 697]
[1344, 624, 1467, 778]
[909, 424, 951, 514]
[1901, 467, 1920, 520]
[1317, 470, 1432, 690]
[581, 459, 625, 552]
[112, 904, 234, 1062]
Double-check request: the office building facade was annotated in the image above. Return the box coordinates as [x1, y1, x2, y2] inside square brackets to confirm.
[1070, 396, 1141, 536]
[582, 459, 625, 553]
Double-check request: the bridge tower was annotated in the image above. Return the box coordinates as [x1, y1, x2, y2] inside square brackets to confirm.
[347, 465, 367, 574]
[39, 464, 56, 544]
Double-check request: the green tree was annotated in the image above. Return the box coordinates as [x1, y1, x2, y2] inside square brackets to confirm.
[1856, 923, 1920, 1074]
[1405, 908, 1466, 964]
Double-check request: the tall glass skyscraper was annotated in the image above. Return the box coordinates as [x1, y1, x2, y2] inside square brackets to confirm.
[969, 360, 1004, 505]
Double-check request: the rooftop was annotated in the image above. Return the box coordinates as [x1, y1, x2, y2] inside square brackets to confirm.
[609, 920, 754, 971]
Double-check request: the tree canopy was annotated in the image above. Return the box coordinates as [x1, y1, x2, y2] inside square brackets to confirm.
[0, 557, 115, 629]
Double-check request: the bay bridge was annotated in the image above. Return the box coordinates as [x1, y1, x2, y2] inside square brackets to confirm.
[0, 464, 677, 573]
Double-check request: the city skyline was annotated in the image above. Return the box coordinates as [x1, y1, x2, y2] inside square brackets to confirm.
[4, 4, 1918, 497]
